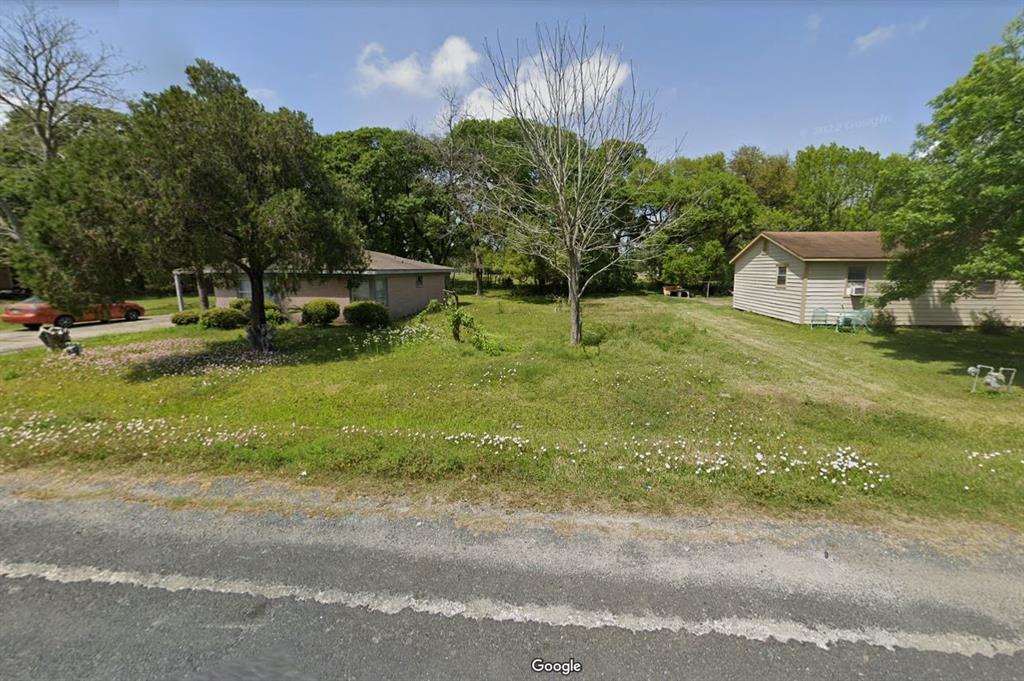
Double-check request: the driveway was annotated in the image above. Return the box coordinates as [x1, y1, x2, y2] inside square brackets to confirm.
[0, 315, 173, 354]
[0, 473, 1021, 680]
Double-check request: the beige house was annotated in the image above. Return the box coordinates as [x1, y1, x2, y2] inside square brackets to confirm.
[203, 251, 452, 321]
[730, 231, 1024, 326]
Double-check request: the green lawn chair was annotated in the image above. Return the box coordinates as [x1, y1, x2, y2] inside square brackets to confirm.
[839, 308, 873, 333]
[810, 307, 830, 328]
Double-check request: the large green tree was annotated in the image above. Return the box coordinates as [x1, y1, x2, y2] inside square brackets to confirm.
[793, 143, 883, 230]
[10, 120, 140, 312]
[729, 145, 795, 211]
[640, 153, 760, 257]
[879, 14, 1024, 301]
[132, 60, 365, 350]
[319, 127, 450, 263]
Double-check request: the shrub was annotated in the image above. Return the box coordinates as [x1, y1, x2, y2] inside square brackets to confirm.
[869, 307, 896, 334]
[199, 307, 249, 330]
[170, 310, 200, 326]
[342, 301, 389, 328]
[302, 299, 342, 326]
[423, 299, 445, 314]
[229, 298, 287, 325]
[976, 310, 1010, 335]
[264, 306, 289, 326]
[446, 304, 475, 341]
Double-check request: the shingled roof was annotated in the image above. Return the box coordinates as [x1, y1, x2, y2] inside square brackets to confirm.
[731, 231, 891, 263]
[365, 251, 454, 273]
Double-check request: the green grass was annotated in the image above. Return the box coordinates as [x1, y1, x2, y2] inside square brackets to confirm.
[135, 294, 200, 317]
[0, 292, 1021, 529]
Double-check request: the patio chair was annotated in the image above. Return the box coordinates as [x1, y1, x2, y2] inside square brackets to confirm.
[810, 307, 830, 328]
[837, 308, 873, 333]
[851, 308, 873, 332]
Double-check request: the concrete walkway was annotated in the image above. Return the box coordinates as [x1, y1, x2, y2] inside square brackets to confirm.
[0, 315, 173, 354]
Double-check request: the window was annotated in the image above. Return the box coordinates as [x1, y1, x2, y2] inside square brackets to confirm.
[237, 276, 273, 300]
[975, 280, 996, 297]
[351, 277, 389, 306]
[415, 275, 423, 288]
[846, 266, 867, 296]
[776, 265, 787, 286]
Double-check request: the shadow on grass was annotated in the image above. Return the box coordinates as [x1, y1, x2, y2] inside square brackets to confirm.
[865, 328, 1024, 374]
[120, 322, 434, 383]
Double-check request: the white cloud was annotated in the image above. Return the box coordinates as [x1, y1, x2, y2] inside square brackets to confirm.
[250, 87, 280, 108]
[805, 14, 822, 36]
[852, 24, 898, 54]
[463, 86, 501, 120]
[466, 49, 631, 122]
[356, 35, 479, 96]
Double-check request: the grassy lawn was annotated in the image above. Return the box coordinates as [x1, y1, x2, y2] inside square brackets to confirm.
[0, 292, 1021, 530]
[135, 293, 200, 317]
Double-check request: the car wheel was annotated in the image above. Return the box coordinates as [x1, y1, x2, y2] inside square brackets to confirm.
[24, 324, 40, 331]
[124, 309, 140, 321]
[54, 315, 74, 328]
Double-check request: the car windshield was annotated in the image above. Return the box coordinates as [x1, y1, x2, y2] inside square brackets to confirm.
[20, 296, 44, 304]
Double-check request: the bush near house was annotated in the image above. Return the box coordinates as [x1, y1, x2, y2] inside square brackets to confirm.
[343, 301, 389, 328]
[229, 298, 288, 326]
[976, 310, 1011, 335]
[198, 307, 248, 330]
[869, 308, 897, 334]
[301, 299, 342, 326]
[170, 310, 200, 326]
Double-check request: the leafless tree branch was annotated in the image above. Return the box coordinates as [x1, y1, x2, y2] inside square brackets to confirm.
[476, 22, 666, 344]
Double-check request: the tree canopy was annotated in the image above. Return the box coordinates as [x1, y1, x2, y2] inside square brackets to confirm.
[130, 59, 365, 348]
[879, 13, 1024, 301]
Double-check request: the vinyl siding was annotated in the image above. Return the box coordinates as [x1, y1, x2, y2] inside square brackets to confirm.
[760, 259, 1024, 326]
[866, 264, 1024, 326]
[732, 240, 806, 324]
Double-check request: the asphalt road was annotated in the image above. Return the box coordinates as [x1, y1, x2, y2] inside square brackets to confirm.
[0, 315, 173, 354]
[0, 474, 1021, 680]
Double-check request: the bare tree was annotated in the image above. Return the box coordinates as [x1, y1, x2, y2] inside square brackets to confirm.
[479, 23, 662, 344]
[0, 2, 134, 244]
[0, 2, 134, 161]
[425, 86, 491, 294]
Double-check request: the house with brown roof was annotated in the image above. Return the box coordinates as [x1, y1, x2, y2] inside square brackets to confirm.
[207, 251, 453, 320]
[729, 231, 1024, 326]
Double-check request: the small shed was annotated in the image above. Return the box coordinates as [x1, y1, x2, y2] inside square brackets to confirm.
[730, 231, 1024, 326]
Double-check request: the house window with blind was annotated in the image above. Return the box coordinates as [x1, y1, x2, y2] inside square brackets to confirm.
[776, 265, 787, 286]
[975, 280, 996, 297]
[350, 277, 389, 306]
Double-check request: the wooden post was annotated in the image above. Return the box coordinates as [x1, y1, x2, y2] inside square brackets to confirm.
[173, 271, 185, 312]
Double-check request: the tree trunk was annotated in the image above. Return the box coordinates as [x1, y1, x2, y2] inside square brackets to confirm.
[473, 251, 484, 296]
[196, 274, 210, 310]
[567, 263, 583, 346]
[245, 269, 274, 352]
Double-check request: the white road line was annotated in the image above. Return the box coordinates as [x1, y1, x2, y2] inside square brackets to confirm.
[1, 560, 1019, 658]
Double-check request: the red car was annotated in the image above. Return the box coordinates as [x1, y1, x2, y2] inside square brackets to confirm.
[1, 297, 145, 330]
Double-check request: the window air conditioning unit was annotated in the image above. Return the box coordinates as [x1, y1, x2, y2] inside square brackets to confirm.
[847, 283, 866, 296]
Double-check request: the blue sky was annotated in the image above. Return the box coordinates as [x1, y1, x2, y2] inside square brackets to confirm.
[53, 0, 1021, 159]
